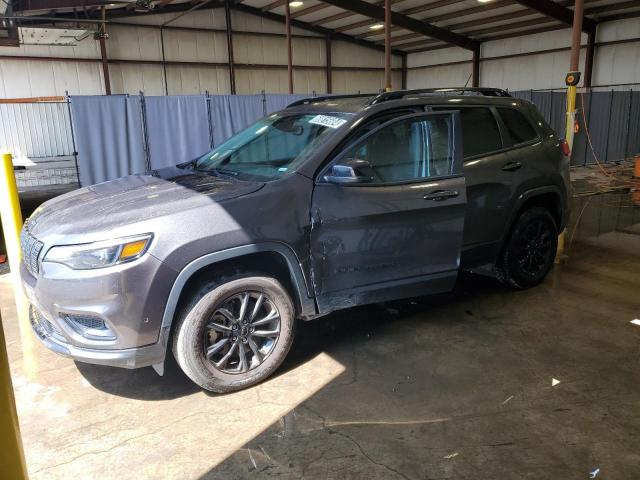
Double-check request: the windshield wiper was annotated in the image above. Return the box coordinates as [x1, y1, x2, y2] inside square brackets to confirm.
[212, 167, 239, 177]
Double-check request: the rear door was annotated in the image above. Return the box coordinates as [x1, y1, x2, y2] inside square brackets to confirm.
[309, 111, 466, 314]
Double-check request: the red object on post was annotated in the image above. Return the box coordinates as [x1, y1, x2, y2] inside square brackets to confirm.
[560, 139, 571, 157]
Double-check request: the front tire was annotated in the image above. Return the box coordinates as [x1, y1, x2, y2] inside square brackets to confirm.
[496, 207, 558, 289]
[172, 275, 295, 393]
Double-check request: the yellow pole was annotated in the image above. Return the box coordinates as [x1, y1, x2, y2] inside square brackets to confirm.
[556, 84, 576, 263]
[1, 152, 24, 273]
[0, 311, 28, 480]
[0, 152, 28, 479]
[565, 85, 577, 151]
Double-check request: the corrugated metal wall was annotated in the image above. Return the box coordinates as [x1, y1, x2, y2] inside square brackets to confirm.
[512, 89, 640, 165]
[0, 101, 74, 157]
[0, 9, 399, 98]
[408, 18, 640, 91]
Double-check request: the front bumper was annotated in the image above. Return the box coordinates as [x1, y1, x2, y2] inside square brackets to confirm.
[20, 249, 175, 370]
[29, 305, 165, 369]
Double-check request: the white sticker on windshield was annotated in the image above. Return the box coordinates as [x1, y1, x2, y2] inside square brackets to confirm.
[309, 114, 347, 129]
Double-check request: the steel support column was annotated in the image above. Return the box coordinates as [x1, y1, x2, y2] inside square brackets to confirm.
[225, 0, 236, 94]
[285, 0, 294, 94]
[384, 0, 391, 91]
[584, 29, 596, 88]
[98, 7, 111, 95]
[401, 53, 407, 89]
[472, 46, 480, 87]
[326, 34, 333, 94]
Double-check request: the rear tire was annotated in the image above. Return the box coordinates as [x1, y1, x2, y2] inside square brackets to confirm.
[496, 207, 558, 289]
[172, 274, 295, 393]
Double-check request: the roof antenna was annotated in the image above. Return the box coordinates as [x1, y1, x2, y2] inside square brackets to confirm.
[463, 72, 472, 88]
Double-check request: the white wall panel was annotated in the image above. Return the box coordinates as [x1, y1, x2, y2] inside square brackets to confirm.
[593, 18, 640, 43]
[0, 58, 104, 97]
[234, 34, 287, 64]
[294, 70, 326, 94]
[234, 34, 324, 66]
[407, 22, 640, 91]
[332, 70, 401, 93]
[408, 63, 472, 89]
[163, 29, 228, 63]
[236, 68, 289, 93]
[231, 10, 320, 37]
[408, 47, 472, 68]
[166, 65, 230, 94]
[110, 63, 165, 95]
[107, 25, 162, 61]
[293, 37, 325, 66]
[592, 43, 640, 88]
[332, 40, 401, 68]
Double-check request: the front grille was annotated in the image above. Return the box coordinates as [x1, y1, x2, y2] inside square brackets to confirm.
[20, 227, 44, 276]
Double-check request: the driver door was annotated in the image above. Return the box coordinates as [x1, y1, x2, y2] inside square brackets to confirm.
[309, 111, 466, 314]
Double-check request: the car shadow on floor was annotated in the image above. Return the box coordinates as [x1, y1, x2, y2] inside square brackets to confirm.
[75, 272, 506, 401]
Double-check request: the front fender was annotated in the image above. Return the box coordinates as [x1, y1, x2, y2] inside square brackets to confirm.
[150, 242, 317, 375]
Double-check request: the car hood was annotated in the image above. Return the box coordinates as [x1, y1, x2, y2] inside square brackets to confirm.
[26, 166, 264, 238]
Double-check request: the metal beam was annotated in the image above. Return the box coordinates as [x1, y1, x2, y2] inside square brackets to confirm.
[472, 46, 479, 87]
[513, 0, 596, 33]
[262, 0, 286, 12]
[14, 0, 112, 12]
[285, 0, 293, 93]
[98, 6, 111, 95]
[401, 53, 407, 89]
[233, 2, 405, 55]
[224, 0, 236, 94]
[384, 0, 391, 90]
[584, 29, 595, 87]
[318, 0, 479, 50]
[325, 34, 332, 93]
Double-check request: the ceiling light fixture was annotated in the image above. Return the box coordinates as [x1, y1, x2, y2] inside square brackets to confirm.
[289, 1, 304, 7]
[369, 23, 385, 30]
[477, 0, 493, 3]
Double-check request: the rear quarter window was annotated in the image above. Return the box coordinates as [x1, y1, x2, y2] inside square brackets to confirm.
[432, 106, 502, 159]
[497, 108, 539, 145]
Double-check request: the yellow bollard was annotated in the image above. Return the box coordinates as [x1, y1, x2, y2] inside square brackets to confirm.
[0, 310, 29, 480]
[0, 152, 28, 479]
[1, 152, 24, 274]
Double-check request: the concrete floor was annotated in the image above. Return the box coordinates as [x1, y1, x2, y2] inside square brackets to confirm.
[2, 192, 640, 480]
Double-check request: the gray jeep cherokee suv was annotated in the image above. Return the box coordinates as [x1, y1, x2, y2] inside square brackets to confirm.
[21, 88, 570, 392]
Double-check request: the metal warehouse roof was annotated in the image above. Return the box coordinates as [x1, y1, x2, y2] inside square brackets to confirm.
[5, 0, 640, 53]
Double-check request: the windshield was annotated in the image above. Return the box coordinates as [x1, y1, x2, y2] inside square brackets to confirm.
[194, 112, 351, 181]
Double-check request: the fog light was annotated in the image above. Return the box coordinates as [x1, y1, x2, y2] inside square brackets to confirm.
[61, 313, 116, 341]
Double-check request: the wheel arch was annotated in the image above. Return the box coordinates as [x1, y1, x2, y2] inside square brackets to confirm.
[153, 243, 317, 373]
[500, 186, 564, 248]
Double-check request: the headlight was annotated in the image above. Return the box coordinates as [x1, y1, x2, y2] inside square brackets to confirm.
[44, 234, 152, 270]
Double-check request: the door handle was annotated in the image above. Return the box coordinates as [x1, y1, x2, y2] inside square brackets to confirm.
[423, 190, 459, 201]
[502, 161, 522, 172]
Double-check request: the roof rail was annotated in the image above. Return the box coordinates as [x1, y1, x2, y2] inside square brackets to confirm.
[286, 87, 511, 109]
[368, 87, 512, 104]
[287, 93, 377, 108]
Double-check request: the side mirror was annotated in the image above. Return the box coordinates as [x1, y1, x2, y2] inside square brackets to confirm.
[323, 159, 374, 184]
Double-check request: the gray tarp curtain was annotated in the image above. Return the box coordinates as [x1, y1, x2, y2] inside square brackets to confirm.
[512, 89, 640, 166]
[145, 95, 210, 170]
[69, 95, 146, 186]
[71, 91, 640, 186]
[71, 93, 318, 186]
[209, 94, 264, 146]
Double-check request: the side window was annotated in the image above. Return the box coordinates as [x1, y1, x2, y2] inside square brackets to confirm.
[497, 108, 538, 145]
[432, 107, 502, 158]
[340, 115, 454, 184]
